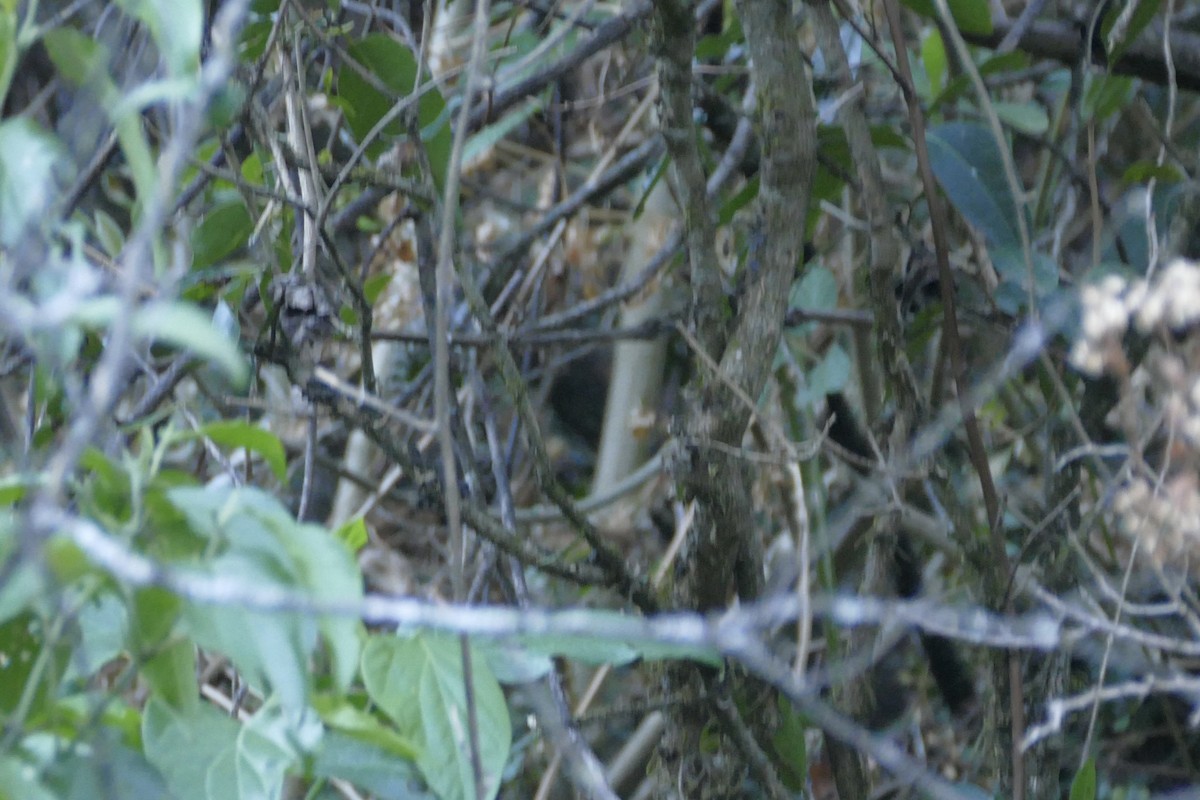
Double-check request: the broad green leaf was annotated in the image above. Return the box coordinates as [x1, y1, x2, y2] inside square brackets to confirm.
[808, 342, 851, 397]
[334, 515, 369, 553]
[1104, 0, 1163, 64]
[141, 638, 200, 714]
[993, 101, 1049, 135]
[73, 593, 129, 679]
[47, 696, 144, 749]
[0, 613, 69, 722]
[115, 0, 202, 77]
[134, 302, 248, 388]
[0, 473, 41, 506]
[927, 122, 1020, 248]
[143, 696, 240, 800]
[42, 27, 109, 88]
[130, 586, 198, 712]
[475, 640, 553, 684]
[921, 29, 947, 96]
[191, 199, 254, 269]
[992, 246, 1058, 312]
[463, 97, 543, 168]
[93, 208, 125, 259]
[312, 695, 420, 760]
[184, 420, 287, 483]
[790, 266, 837, 313]
[772, 695, 808, 791]
[1082, 74, 1135, 122]
[0, 515, 43, 624]
[225, 702, 322, 800]
[0, 119, 62, 247]
[870, 125, 907, 149]
[0, 756, 56, 800]
[166, 486, 363, 697]
[181, 552, 312, 708]
[1070, 756, 1097, 800]
[0, 11, 17, 111]
[363, 273, 393, 306]
[363, 632, 511, 800]
[1122, 160, 1184, 185]
[72, 299, 247, 388]
[311, 730, 432, 799]
[902, 0, 992, 35]
[272, 520, 364, 691]
[338, 34, 451, 186]
[44, 536, 91, 583]
[946, 0, 992, 34]
[39, 733, 169, 800]
[979, 50, 1030, 77]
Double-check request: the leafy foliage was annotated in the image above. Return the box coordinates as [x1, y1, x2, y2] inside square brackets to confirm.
[1, 0, 1198, 798]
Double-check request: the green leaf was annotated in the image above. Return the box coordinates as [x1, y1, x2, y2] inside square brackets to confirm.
[870, 125, 907, 150]
[42, 27, 109, 88]
[134, 302, 249, 388]
[142, 638, 200, 715]
[1069, 756, 1097, 800]
[921, 29, 947, 96]
[275, 524, 364, 692]
[73, 593, 129, 679]
[790, 266, 837, 313]
[0, 11, 17, 111]
[93, 208, 125, 259]
[142, 696, 240, 800]
[181, 552, 312, 708]
[130, 587, 198, 712]
[338, 34, 451, 186]
[808, 343, 851, 397]
[227, 701, 323, 799]
[946, 0, 992, 35]
[312, 695, 420, 760]
[115, 0, 202, 77]
[184, 420, 287, 483]
[0, 516, 44, 624]
[39, 732, 169, 799]
[0, 473, 41, 506]
[363, 632, 511, 800]
[0, 613, 70, 725]
[991, 246, 1058, 312]
[1103, 0, 1163, 64]
[73, 299, 248, 387]
[0, 756, 57, 800]
[902, 0, 991, 35]
[311, 730, 432, 799]
[475, 640, 553, 684]
[1122, 160, 1184, 185]
[927, 122, 1020, 248]
[166, 486, 363, 697]
[363, 273, 394, 306]
[771, 696, 808, 791]
[1082, 74, 1135, 122]
[334, 515, 369, 553]
[463, 97, 543, 168]
[992, 101, 1049, 136]
[0, 118, 62, 247]
[191, 199, 254, 269]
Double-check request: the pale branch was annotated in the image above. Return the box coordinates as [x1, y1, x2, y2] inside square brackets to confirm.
[49, 505, 1062, 652]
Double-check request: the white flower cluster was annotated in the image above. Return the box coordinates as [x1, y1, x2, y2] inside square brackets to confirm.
[1070, 260, 1200, 376]
[1113, 474, 1200, 572]
[1074, 259, 1200, 573]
